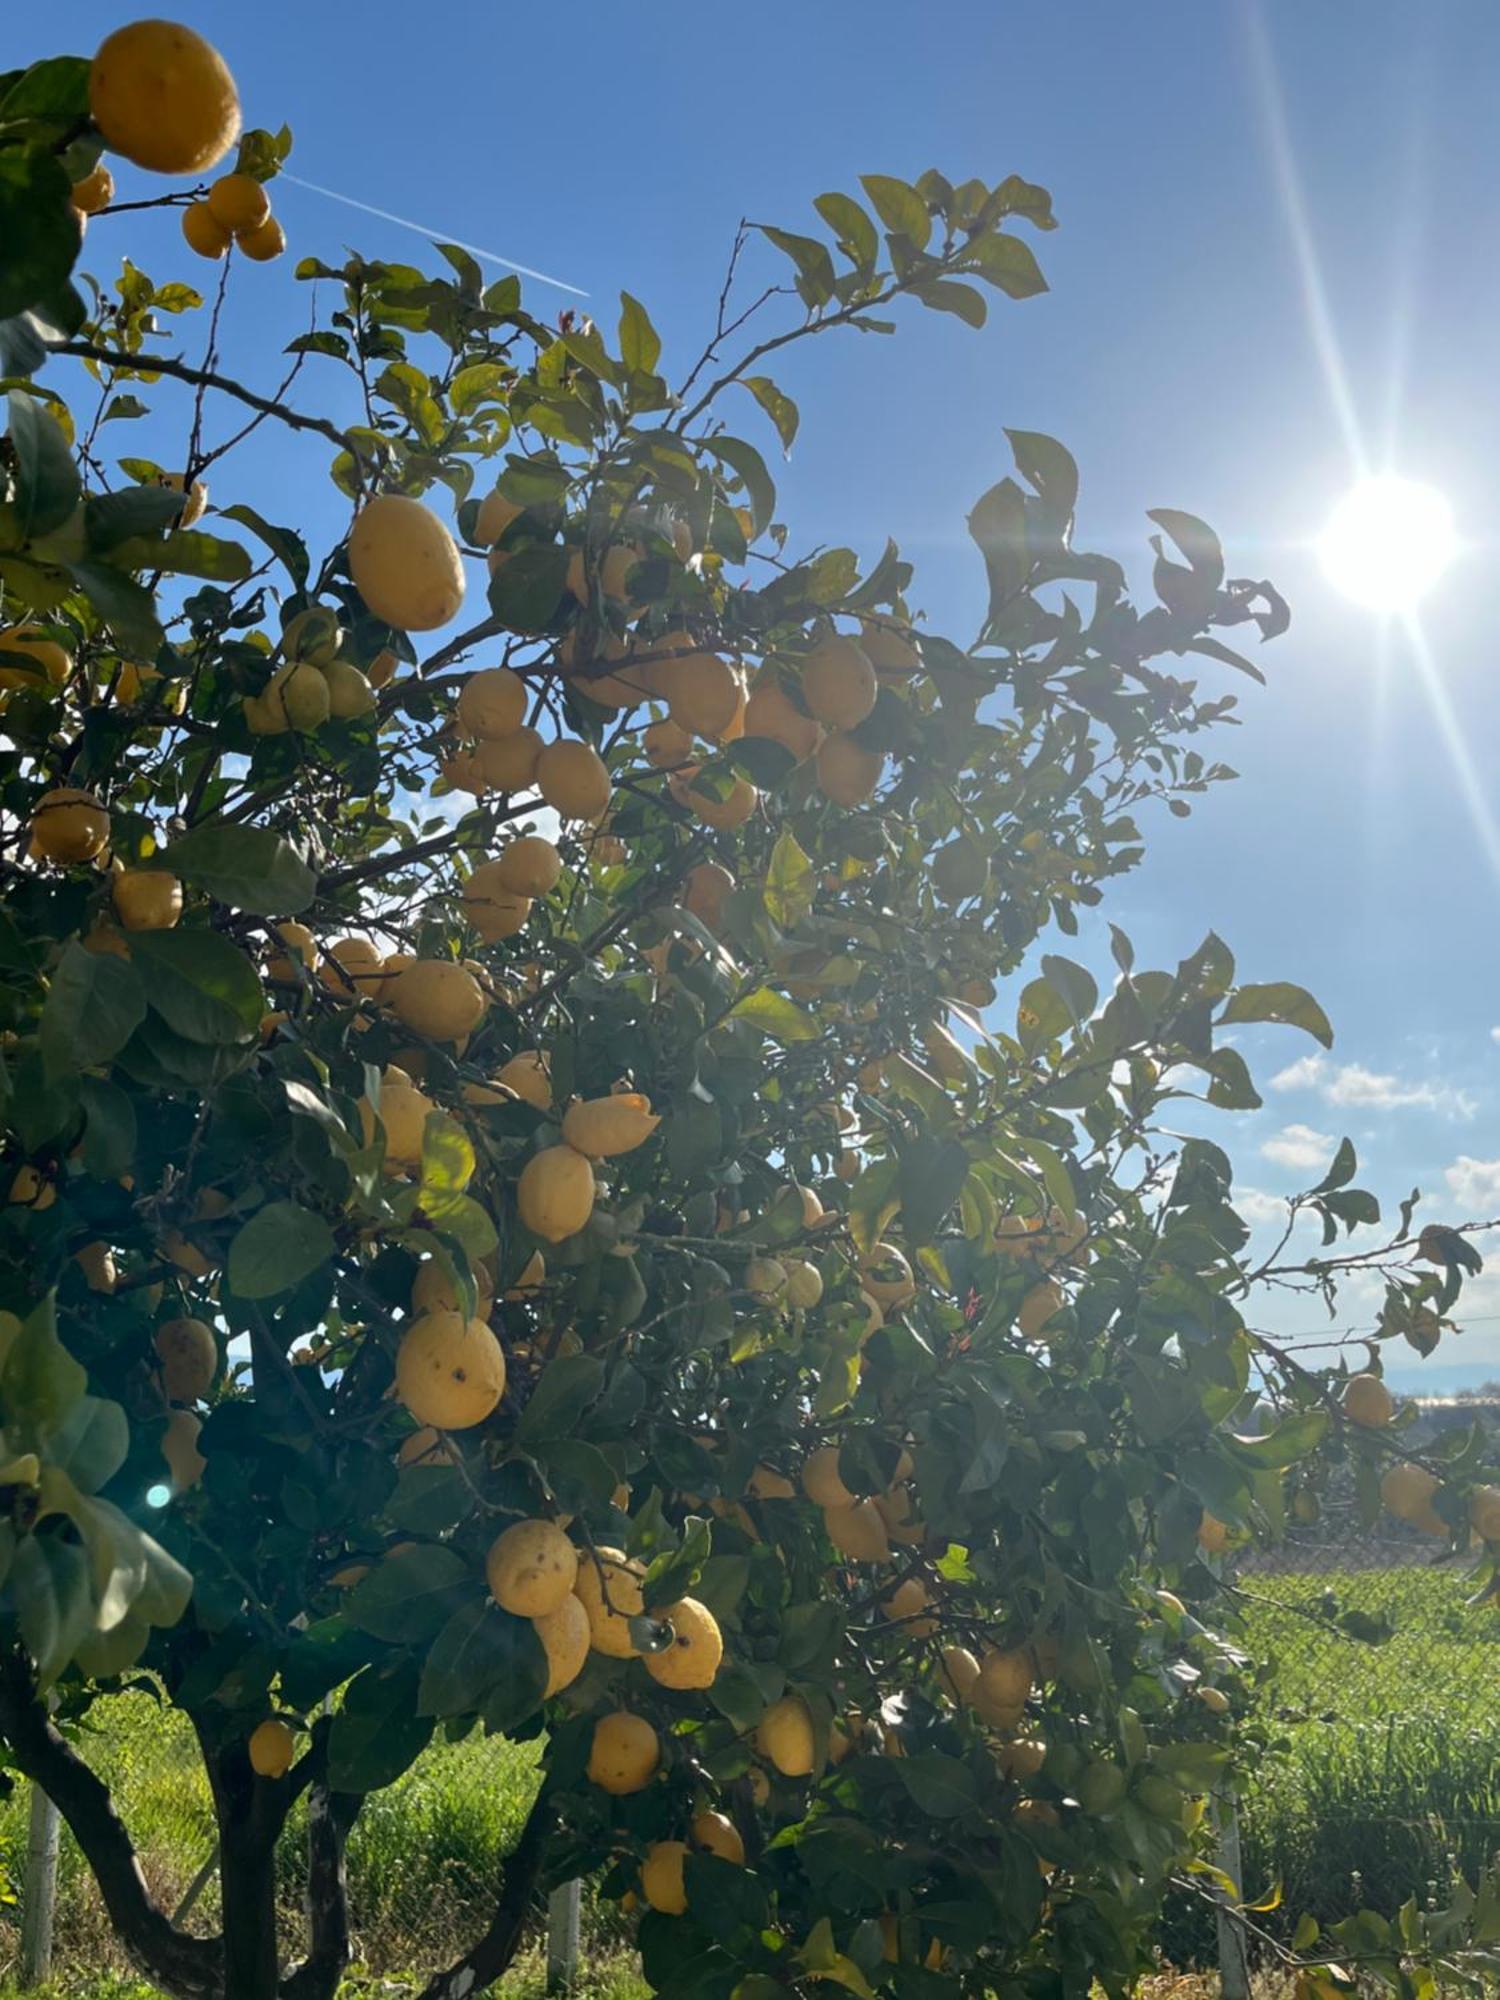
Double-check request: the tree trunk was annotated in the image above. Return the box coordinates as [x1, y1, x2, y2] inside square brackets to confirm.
[0, 1652, 224, 2000]
[280, 1776, 361, 2000]
[197, 1723, 291, 2000]
[418, 1786, 554, 2000]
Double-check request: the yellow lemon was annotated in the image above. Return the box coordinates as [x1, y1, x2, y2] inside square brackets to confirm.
[756, 1695, 815, 1777]
[485, 1518, 579, 1617]
[801, 1446, 853, 1509]
[207, 172, 270, 233]
[641, 1840, 689, 1916]
[533, 1591, 590, 1696]
[586, 1709, 659, 1792]
[235, 214, 286, 263]
[516, 1144, 595, 1242]
[881, 1576, 937, 1637]
[644, 1597, 723, 1690]
[573, 1547, 646, 1657]
[247, 1718, 295, 1779]
[71, 163, 115, 214]
[815, 733, 883, 807]
[161, 1408, 206, 1488]
[743, 678, 822, 761]
[394, 1312, 506, 1429]
[390, 960, 487, 1040]
[1017, 1280, 1065, 1342]
[31, 787, 109, 863]
[536, 739, 612, 821]
[0, 626, 72, 690]
[349, 495, 465, 632]
[89, 19, 241, 175]
[396, 1426, 459, 1469]
[457, 667, 527, 740]
[1342, 1373, 1394, 1427]
[690, 1810, 744, 1864]
[978, 1648, 1034, 1710]
[153, 1318, 217, 1402]
[559, 1093, 660, 1159]
[112, 868, 182, 930]
[182, 199, 231, 259]
[476, 488, 524, 545]
[360, 1075, 434, 1169]
[801, 635, 877, 729]
[495, 835, 562, 897]
[824, 1498, 891, 1562]
[493, 1050, 550, 1110]
[474, 725, 544, 792]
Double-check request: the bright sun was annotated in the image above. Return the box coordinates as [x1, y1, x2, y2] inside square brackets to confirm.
[1318, 474, 1459, 613]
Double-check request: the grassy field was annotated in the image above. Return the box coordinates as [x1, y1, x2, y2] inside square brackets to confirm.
[0, 1564, 1493, 1990]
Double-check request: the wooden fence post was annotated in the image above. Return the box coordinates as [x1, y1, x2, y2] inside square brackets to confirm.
[546, 1878, 581, 1992]
[18, 1781, 61, 1988]
[1214, 1792, 1251, 2000]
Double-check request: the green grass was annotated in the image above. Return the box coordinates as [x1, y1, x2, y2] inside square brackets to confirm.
[3, 1567, 1493, 1987]
[1238, 1565, 1500, 1924]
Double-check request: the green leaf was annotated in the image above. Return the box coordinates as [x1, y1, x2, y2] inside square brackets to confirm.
[39, 942, 146, 1076]
[418, 1599, 546, 1719]
[158, 822, 315, 917]
[227, 1201, 336, 1301]
[1310, 1137, 1357, 1196]
[85, 486, 188, 551]
[728, 986, 818, 1044]
[968, 476, 1030, 616]
[757, 226, 837, 307]
[914, 279, 987, 328]
[954, 232, 1048, 299]
[0, 150, 80, 322]
[329, 1664, 434, 1793]
[859, 175, 932, 250]
[897, 1136, 970, 1246]
[741, 376, 800, 453]
[219, 504, 310, 586]
[515, 1353, 603, 1446]
[1006, 430, 1079, 518]
[485, 541, 570, 633]
[895, 1753, 979, 1819]
[78, 1076, 136, 1181]
[1218, 982, 1333, 1049]
[11, 1536, 91, 1687]
[112, 530, 251, 582]
[1230, 1409, 1328, 1469]
[9, 389, 81, 537]
[2, 1298, 86, 1441]
[700, 435, 776, 536]
[45, 1396, 128, 1496]
[65, 560, 164, 653]
[0, 56, 92, 124]
[1039, 955, 1098, 1031]
[813, 192, 878, 270]
[762, 829, 815, 929]
[617, 291, 662, 374]
[641, 1513, 713, 1612]
[128, 929, 264, 1044]
[344, 1545, 471, 1643]
[848, 1157, 900, 1259]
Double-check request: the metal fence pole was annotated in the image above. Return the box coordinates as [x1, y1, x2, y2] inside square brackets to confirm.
[19, 1782, 61, 1988]
[1214, 1793, 1251, 2000]
[546, 1879, 581, 1992]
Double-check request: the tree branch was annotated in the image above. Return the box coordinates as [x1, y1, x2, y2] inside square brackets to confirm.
[0, 1652, 223, 2000]
[417, 1784, 555, 2000]
[281, 1738, 362, 2000]
[45, 339, 357, 458]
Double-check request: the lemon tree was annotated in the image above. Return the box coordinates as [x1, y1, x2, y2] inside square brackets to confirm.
[0, 23, 1496, 2000]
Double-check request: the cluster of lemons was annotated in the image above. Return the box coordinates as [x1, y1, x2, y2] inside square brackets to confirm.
[72, 20, 283, 261]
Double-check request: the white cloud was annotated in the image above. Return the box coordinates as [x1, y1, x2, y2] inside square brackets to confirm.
[1236, 1186, 1293, 1226]
[1491, 1026, 1500, 1046]
[1443, 1156, 1500, 1213]
[1261, 1123, 1337, 1172]
[1269, 1052, 1474, 1119]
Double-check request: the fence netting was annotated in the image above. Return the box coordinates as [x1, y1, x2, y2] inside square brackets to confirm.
[3, 1490, 1496, 1985]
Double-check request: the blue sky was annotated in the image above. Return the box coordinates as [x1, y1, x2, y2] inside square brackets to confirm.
[31, 3, 1500, 1384]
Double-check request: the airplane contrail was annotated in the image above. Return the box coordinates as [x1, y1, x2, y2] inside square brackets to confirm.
[279, 171, 589, 299]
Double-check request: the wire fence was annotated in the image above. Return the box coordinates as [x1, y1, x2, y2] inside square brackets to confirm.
[3, 1429, 1496, 1988]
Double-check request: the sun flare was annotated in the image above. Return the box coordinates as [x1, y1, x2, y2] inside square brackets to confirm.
[1318, 475, 1458, 613]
